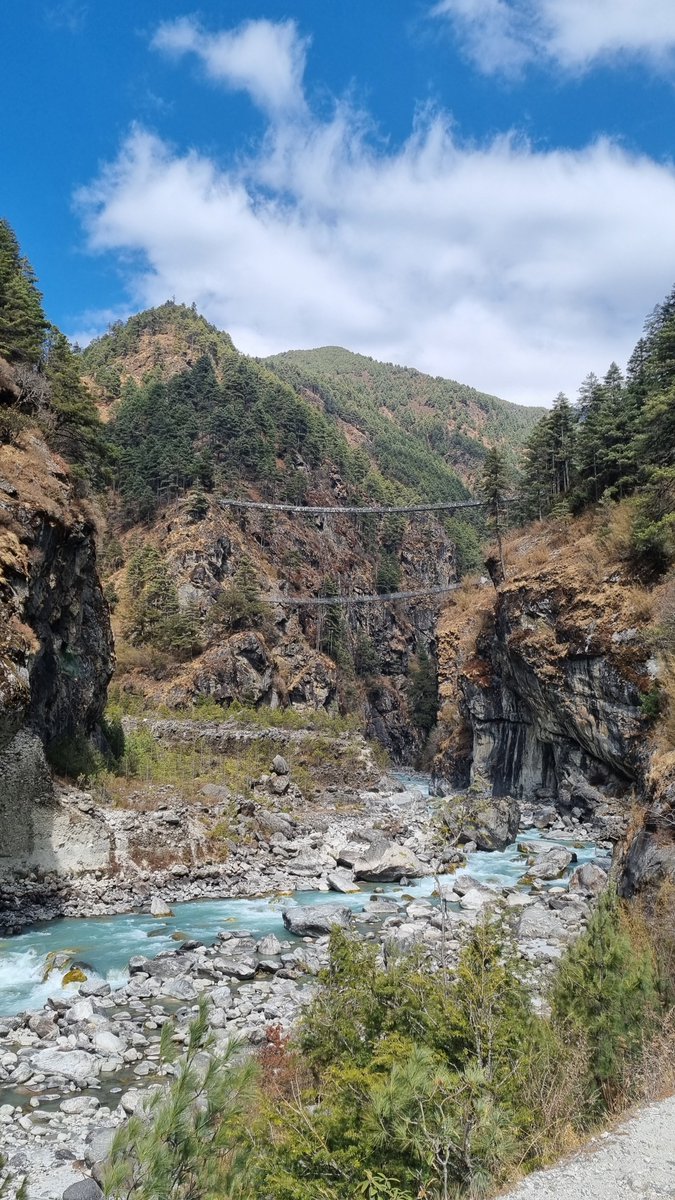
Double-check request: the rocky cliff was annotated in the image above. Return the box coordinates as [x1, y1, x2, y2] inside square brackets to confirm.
[434, 518, 675, 892]
[0, 359, 114, 866]
[109, 483, 453, 760]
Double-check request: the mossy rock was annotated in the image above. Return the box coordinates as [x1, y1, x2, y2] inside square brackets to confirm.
[62, 966, 87, 985]
[42, 949, 78, 981]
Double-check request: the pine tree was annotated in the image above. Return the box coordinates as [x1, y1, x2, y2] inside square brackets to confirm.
[480, 448, 510, 580]
[0, 219, 46, 364]
[409, 646, 439, 735]
[103, 1001, 257, 1199]
[551, 887, 658, 1111]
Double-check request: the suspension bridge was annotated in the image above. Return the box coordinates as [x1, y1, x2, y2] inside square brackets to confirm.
[219, 493, 491, 607]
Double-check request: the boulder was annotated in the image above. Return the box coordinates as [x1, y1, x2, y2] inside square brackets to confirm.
[528, 847, 574, 880]
[84, 1123, 117, 1180]
[452, 794, 520, 852]
[458, 887, 496, 910]
[282, 904, 353, 937]
[327, 869, 360, 894]
[63, 1181, 104, 1200]
[150, 896, 174, 917]
[518, 905, 570, 942]
[256, 933, 282, 956]
[569, 862, 608, 895]
[353, 841, 424, 882]
[93, 1029, 125, 1056]
[31, 1048, 100, 1085]
[272, 755, 289, 775]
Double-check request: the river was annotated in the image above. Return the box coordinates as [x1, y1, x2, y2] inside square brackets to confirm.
[0, 774, 603, 1016]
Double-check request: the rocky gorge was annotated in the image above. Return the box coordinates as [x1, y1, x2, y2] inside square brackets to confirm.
[0, 762, 610, 1200]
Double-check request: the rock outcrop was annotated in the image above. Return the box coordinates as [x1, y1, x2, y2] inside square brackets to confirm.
[434, 522, 674, 895]
[436, 536, 651, 810]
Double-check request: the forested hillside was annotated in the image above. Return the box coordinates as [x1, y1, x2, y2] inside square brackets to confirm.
[265, 345, 544, 487]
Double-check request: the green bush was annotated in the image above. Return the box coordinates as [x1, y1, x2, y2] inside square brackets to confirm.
[46, 733, 105, 781]
[551, 887, 658, 1113]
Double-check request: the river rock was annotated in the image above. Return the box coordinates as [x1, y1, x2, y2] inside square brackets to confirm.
[353, 841, 423, 882]
[451, 794, 521, 852]
[93, 1029, 125, 1056]
[79, 979, 112, 998]
[85, 1124, 118, 1182]
[327, 868, 360, 893]
[150, 896, 174, 917]
[527, 847, 574, 880]
[569, 862, 608, 895]
[282, 904, 353, 937]
[62, 1181, 104, 1200]
[256, 933, 282, 956]
[31, 1047, 101, 1085]
[458, 886, 497, 910]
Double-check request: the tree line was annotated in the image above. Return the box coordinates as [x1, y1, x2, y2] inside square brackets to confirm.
[513, 288, 675, 574]
[0, 218, 110, 489]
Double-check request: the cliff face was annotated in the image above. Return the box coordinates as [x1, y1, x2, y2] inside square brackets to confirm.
[435, 521, 674, 891]
[0, 360, 114, 862]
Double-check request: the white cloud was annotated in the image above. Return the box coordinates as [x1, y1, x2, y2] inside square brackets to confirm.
[432, 0, 675, 74]
[152, 17, 308, 116]
[75, 19, 675, 406]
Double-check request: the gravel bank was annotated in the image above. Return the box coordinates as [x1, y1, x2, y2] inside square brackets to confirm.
[499, 1095, 675, 1199]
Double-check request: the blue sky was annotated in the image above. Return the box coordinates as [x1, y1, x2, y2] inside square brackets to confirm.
[4, 0, 675, 403]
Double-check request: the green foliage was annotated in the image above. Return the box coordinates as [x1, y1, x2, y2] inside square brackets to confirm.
[0, 1152, 26, 1200]
[354, 632, 381, 678]
[0, 218, 47, 365]
[443, 517, 484, 577]
[123, 546, 201, 658]
[551, 888, 658, 1112]
[103, 999, 258, 1199]
[94, 313, 372, 522]
[0, 406, 31, 444]
[318, 578, 352, 668]
[210, 557, 272, 635]
[640, 684, 664, 721]
[256, 919, 564, 1199]
[516, 286, 675, 574]
[42, 325, 112, 490]
[408, 647, 439, 735]
[46, 733, 105, 781]
[376, 552, 401, 594]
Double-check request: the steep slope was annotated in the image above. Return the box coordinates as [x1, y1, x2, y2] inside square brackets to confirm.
[82, 304, 513, 757]
[0, 357, 113, 864]
[264, 345, 544, 488]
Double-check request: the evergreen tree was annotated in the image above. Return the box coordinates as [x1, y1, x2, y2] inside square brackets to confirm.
[209, 556, 271, 634]
[123, 546, 201, 658]
[103, 1001, 257, 1200]
[0, 219, 46, 364]
[551, 888, 658, 1112]
[480, 448, 510, 580]
[43, 326, 112, 490]
[408, 646, 439, 735]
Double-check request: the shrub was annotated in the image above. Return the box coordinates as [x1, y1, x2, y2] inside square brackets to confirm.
[551, 887, 659, 1113]
[46, 733, 105, 781]
[103, 1000, 257, 1199]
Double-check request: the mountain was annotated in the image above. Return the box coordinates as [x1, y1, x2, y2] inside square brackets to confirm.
[77, 302, 543, 753]
[264, 345, 544, 488]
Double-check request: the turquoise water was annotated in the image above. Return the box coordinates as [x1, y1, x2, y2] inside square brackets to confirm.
[0, 771, 603, 1016]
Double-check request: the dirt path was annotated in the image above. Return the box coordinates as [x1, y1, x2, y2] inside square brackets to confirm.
[499, 1096, 675, 1199]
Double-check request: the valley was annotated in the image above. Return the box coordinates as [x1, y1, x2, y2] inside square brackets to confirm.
[0, 219, 674, 1199]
